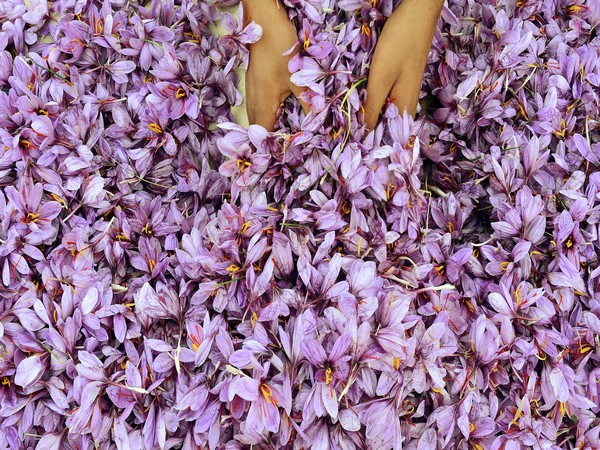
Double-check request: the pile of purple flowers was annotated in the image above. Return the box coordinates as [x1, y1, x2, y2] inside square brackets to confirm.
[1, 0, 600, 448]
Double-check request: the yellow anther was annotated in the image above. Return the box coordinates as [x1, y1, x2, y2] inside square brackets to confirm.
[26, 212, 40, 223]
[141, 223, 152, 236]
[514, 286, 522, 305]
[341, 201, 351, 215]
[303, 33, 310, 50]
[115, 232, 130, 242]
[236, 159, 252, 172]
[361, 22, 371, 36]
[147, 123, 163, 134]
[95, 19, 104, 34]
[260, 384, 277, 405]
[190, 334, 201, 351]
[386, 184, 396, 202]
[226, 264, 241, 274]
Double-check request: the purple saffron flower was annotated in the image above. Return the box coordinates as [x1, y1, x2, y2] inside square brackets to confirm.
[301, 332, 352, 419]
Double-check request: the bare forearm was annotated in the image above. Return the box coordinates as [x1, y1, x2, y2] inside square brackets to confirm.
[364, 0, 443, 125]
[387, 0, 443, 114]
[242, 0, 303, 130]
[396, 0, 444, 21]
[242, 0, 290, 37]
[389, 0, 443, 64]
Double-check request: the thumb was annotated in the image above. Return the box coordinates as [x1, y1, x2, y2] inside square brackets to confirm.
[289, 82, 311, 115]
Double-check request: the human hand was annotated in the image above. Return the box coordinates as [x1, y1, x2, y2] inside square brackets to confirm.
[243, 0, 305, 131]
[363, 0, 443, 130]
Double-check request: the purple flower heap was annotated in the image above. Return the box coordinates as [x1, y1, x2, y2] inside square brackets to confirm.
[1, 0, 600, 448]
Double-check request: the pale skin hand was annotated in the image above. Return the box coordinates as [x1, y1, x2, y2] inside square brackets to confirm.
[242, 0, 305, 131]
[363, 0, 444, 129]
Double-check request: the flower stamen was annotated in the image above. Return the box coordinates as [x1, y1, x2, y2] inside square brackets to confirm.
[25, 212, 41, 223]
[325, 366, 333, 385]
[190, 334, 201, 351]
[226, 264, 241, 274]
[260, 383, 277, 406]
[141, 223, 153, 236]
[360, 22, 371, 36]
[237, 159, 252, 172]
[147, 123, 163, 134]
[435, 264, 446, 275]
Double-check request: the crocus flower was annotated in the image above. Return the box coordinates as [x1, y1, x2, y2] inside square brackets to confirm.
[121, 16, 174, 71]
[218, 137, 270, 200]
[301, 332, 352, 419]
[0, 0, 599, 446]
[147, 82, 200, 120]
[5, 182, 61, 244]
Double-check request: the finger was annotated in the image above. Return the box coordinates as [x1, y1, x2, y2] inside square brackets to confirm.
[252, 92, 282, 132]
[249, 80, 290, 132]
[245, 75, 257, 126]
[390, 72, 423, 118]
[363, 63, 395, 130]
[289, 82, 311, 115]
[245, 68, 275, 131]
